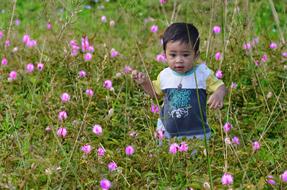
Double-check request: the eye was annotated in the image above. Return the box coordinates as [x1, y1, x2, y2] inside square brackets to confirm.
[183, 54, 190, 57]
[169, 53, 176, 57]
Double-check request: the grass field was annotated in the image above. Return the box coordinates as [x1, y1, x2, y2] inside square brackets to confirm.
[0, 0, 287, 189]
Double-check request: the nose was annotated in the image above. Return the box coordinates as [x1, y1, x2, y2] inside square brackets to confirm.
[175, 56, 184, 63]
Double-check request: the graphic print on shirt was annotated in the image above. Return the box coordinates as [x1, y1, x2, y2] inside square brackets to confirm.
[167, 89, 192, 119]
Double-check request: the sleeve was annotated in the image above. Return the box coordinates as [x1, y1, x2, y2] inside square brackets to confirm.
[206, 69, 224, 93]
[152, 73, 163, 96]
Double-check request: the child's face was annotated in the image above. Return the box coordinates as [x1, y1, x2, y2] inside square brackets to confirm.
[165, 41, 198, 74]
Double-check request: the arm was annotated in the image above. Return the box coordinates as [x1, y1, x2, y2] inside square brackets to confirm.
[207, 84, 228, 109]
[131, 70, 158, 98]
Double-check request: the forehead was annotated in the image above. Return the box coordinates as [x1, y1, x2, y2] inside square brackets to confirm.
[166, 40, 194, 52]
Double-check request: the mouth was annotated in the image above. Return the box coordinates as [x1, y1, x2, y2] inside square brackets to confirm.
[174, 66, 185, 71]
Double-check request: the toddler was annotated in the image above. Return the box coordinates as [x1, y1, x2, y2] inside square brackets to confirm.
[132, 23, 227, 139]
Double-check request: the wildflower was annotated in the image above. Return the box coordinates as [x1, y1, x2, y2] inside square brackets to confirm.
[5, 40, 10, 47]
[110, 48, 119, 58]
[221, 173, 233, 185]
[109, 20, 115, 27]
[282, 52, 287, 57]
[37, 63, 44, 71]
[156, 53, 167, 63]
[266, 175, 276, 185]
[45, 126, 52, 132]
[1, 57, 7, 65]
[252, 141, 260, 151]
[0, 31, 3, 39]
[169, 143, 179, 154]
[26, 63, 34, 73]
[85, 89, 94, 97]
[215, 70, 223, 79]
[231, 82, 237, 89]
[223, 122, 232, 133]
[8, 71, 17, 81]
[47, 22, 52, 30]
[26, 40, 37, 48]
[213, 25, 221, 34]
[103, 80, 113, 90]
[78, 70, 86, 78]
[232, 136, 240, 145]
[107, 161, 117, 171]
[179, 142, 188, 152]
[88, 45, 94, 52]
[58, 111, 68, 121]
[150, 103, 159, 113]
[129, 131, 138, 138]
[251, 37, 259, 46]
[23, 34, 30, 44]
[101, 16, 107, 23]
[215, 52, 221, 61]
[160, 0, 167, 4]
[269, 42, 277, 49]
[15, 19, 20, 26]
[150, 25, 158, 33]
[261, 54, 268, 62]
[155, 129, 165, 140]
[97, 147, 105, 157]
[93, 124, 102, 135]
[84, 53, 92, 61]
[57, 127, 67, 138]
[100, 179, 111, 190]
[81, 144, 92, 154]
[281, 170, 287, 182]
[81, 36, 89, 52]
[12, 47, 18, 52]
[225, 137, 232, 145]
[123, 65, 133, 74]
[125, 145, 135, 156]
[243, 42, 251, 50]
[61, 92, 70, 103]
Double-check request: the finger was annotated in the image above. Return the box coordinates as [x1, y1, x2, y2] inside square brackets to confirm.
[207, 96, 213, 105]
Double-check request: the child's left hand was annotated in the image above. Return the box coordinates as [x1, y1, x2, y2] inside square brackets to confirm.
[207, 85, 227, 109]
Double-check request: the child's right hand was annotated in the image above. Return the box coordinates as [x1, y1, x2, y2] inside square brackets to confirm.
[132, 70, 147, 85]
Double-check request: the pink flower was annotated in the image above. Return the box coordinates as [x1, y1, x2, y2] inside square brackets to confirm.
[243, 42, 251, 50]
[84, 53, 92, 61]
[8, 71, 17, 81]
[26, 63, 34, 73]
[125, 145, 135, 156]
[215, 70, 223, 79]
[123, 65, 133, 74]
[45, 126, 52, 132]
[251, 37, 259, 46]
[215, 52, 221, 61]
[254, 60, 259, 66]
[47, 22, 52, 30]
[108, 161, 117, 171]
[160, 0, 167, 4]
[78, 70, 86, 78]
[37, 63, 44, 71]
[1, 57, 7, 66]
[101, 16, 107, 23]
[221, 173, 233, 185]
[266, 175, 276, 185]
[169, 143, 179, 154]
[231, 82, 237, 89]
[81, 36, 89, 52]
[23, 34, 30, 44]
[232, 136, 240, 145]
[223, 122, 232, 133]
[281, 170, 287, 182]
[97, 147, 105, 157]
[100, 179, 111, 190]
[156, 53, 167, 63]
[88, 45, 94, 52]
[150, 25, 158, 33]
[269, 42, 277, 49]
[282, 52, 287, 57]
[252, 141, 260, 151]
[15, 19, 20, 26]
[57, 127, 67, 138]
[26, 40, 37, 48]
[103, 80, 113, 90]
[81, 144, 92, 154]
[85, 89, 94, 97]
[261, 54, 268, 62]
[179, 142, 188, 152]
[225, 137, 232, 145]
[213, 26, 221, 34]
[0, 31, 3, 39]
[58, 111, 68, 121]
[150, 103, 159, 113]
[61, 92, 70, 103]
[155, 130, 165, 140]
[93, 124, 102, 135]
[5, 40, 10, 47]
[110, 48, 119, 58]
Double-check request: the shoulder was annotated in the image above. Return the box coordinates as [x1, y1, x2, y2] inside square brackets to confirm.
[159, 67, 173, 79]
[195, 62, 212, 78]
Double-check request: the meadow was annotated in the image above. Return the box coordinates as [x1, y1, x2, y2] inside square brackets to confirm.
[0, 0, 286, 189]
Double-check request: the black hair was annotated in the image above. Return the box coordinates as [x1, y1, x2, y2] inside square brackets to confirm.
[162, 23, 200, 53]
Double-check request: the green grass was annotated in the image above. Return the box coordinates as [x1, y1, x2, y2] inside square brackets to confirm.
[0, 0, 287, 189]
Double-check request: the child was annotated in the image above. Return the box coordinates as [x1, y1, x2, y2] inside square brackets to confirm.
[132, 23, 227, 139]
